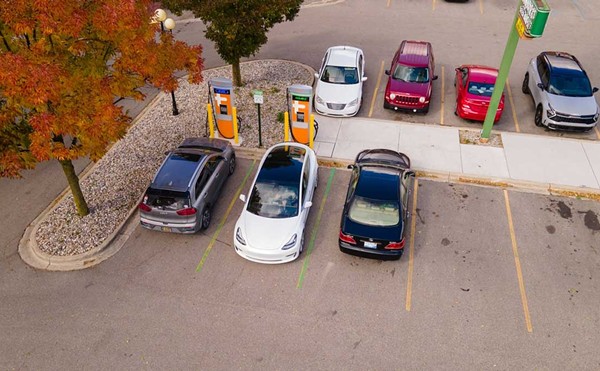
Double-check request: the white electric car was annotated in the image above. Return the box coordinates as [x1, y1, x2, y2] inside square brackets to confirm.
[234, 142, 319, 264]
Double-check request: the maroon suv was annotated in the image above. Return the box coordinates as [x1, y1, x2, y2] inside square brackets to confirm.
[384, 40, 437, 114]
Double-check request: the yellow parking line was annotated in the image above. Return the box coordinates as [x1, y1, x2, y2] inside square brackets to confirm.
[479, 0, 484, 14]
[368, 60, 385, 118]
[440, 65, 445, 125]
[405, 178, 419, 311]
[195, 160, 256, 272]
[506, 79, 520, 133]
[503, 190, 533, 333]
[595, 126, 600, 140]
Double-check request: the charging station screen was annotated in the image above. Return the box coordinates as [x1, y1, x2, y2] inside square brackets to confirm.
[219, 104, 228, 115]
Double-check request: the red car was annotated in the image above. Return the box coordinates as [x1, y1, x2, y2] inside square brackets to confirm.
[454, 65, 505, 123]
[384, 40, 437, 114]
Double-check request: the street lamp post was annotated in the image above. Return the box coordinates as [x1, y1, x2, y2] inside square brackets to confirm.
[154, 9, 179, 116]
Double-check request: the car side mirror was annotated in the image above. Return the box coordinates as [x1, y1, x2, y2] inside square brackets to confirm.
[314, 72, 319, 79]
[304, 201, 313, 209]
[432, 75, 439, 81]
[404, 170, 416, 178]
[385, 70, 390, 76]
[537, 82, 544, 89]
[347, 164, 355, 169]
[362, 76, 368, 82]
[239, 194, 246, 203]
[593, 87, 599, 94]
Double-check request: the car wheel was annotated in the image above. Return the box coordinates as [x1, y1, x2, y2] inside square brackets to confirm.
[299, 234, 305, 255]
[422, 104, 429, 114]
[201, 207, 211, 230]
[228, 154, 236, 175]
[383, 100, 391, 110]
[522, 73, 530, 94]
[454, 102, 459, 116]
[534, 105, 544, 127]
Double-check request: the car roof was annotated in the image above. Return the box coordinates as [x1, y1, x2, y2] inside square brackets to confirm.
[256, 144, 307, 184]
[151, 152, 205, 191]
[544, 52, 584, 74]
[327, 46, 361, 67]
[397, 40, 430, 67]
[356, 167, 400, 201]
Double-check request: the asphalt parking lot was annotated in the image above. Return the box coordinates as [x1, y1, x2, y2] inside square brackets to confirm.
[79, 156, 599, 369]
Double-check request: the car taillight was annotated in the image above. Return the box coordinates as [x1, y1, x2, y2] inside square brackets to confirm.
[385, 239, 405, 250]
[138, 203, 151, 212]
[176, 207, 197, 216]
[339, 230, 356, 244]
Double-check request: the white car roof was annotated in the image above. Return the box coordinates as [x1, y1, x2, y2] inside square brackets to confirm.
[326, 46, 361, 67]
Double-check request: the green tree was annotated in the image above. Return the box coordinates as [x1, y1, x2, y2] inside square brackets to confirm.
[0, 0, 203, 216]
[163, 0, 303, 86]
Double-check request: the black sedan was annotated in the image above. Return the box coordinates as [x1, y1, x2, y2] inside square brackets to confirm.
[339, 149, 415, 260]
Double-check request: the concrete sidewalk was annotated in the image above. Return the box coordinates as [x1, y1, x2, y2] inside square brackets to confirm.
[312, 116, 600, 194]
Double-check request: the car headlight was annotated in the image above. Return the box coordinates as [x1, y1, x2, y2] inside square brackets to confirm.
[594, 109, 599, 121]
[547, 104, 556, 118]
[419, 97, 426, 103]
[281, 234, 297, 250]
[316, 95, 325, 105]
[390, 93, 396, 99]
[347, 98, 359, 107]
[235, 227, 246, 245]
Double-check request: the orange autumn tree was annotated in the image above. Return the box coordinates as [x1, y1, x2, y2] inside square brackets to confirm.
[0, 0, 202, 216]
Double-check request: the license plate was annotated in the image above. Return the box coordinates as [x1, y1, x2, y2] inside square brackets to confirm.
[364, 241, 377, 249]
[161, 226, 172, 232]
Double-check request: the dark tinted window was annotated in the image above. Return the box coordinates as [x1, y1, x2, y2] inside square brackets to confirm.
[153, 152, 203, 190]
[356, 168, 400, 201]
[548, 72, 593, 97]
[247, 146, 305, 218]
[467, 82, 495, 97]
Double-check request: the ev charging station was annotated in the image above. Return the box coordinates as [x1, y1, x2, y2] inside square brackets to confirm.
[286, 84, 316, 146]
[207, 77, 239, 142]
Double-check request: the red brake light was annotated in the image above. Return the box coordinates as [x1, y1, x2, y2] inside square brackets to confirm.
[176, 207, 197, 216]
[385, 239, 405, 250]
[339, 230, 356, 244]
[138, 202, 151, 212]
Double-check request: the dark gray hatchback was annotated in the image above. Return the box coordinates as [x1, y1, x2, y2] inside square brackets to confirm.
[139, 138, 236, 233]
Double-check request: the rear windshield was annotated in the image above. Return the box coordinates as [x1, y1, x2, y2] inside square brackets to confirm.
[247, 181, 299, 218]
[321, 66, 359, 84]
[467, 82, 495, 97]
[393, 65, 429, 83]
[548, 73, 593, 97]
[348, 196, 400, 227]
[153, 152, 203, 190]
[145, 188, 191, 211]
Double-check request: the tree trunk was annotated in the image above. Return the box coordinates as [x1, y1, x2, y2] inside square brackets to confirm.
[232, 59, 242, 87]
[59, 159, 89, 217]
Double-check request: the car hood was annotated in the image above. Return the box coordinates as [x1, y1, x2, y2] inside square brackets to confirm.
[316, 81, 361, 104]
[387, 78, 429, 97]
[546, 94, 599, 116]
[240, 211, 300, 250]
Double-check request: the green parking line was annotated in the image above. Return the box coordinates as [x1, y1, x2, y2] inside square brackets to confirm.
[195, 160, 256, 272]
[297, 168, 336, 289]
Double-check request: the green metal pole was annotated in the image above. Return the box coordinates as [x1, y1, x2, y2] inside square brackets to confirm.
[481, 6, 521, 140]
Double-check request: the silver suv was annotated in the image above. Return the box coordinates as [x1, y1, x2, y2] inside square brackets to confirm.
[139, 138, 236, 233]
[522, 51, 599, 132]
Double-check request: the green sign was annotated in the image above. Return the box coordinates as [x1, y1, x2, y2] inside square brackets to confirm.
[518, 0, 550, 38]
[291, 94, 310, 102]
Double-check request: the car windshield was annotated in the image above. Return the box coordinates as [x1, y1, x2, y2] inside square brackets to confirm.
[348, 195, 400, 227]
[145, 189, 191, 211]
[393, 65, 429, 83]
[548, 73, 593, 97]
[467, 82, 495, 97]
[247, 181, 299, 218]
[321, 66, 359, 84]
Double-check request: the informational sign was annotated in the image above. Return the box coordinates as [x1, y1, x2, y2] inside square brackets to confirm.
[516, 0, 550, 39]
[253, 90, 264, 105]
[287, 84, 312, 145]
[209, 77, 235, 139]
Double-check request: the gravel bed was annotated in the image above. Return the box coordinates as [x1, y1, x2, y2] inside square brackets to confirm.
[35, 60, 314, 256]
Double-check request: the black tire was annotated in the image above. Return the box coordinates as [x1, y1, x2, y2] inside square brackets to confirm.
[454, 102, 459, 116]
[534, 105, 544, 127]
[299, 234, 305, 255]
[383, 100, 391, 110]
[228, 154, 236, 175]
[201, 207, 211, 230]
[313, 120, 319, 140]
[422, 104, 429, 114]
[522, 73, 531, 94]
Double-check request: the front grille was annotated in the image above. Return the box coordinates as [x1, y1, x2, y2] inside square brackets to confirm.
[394, 95, 419, 105]
[327, 103, 346, 110]
[552, 113, 597, 124]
